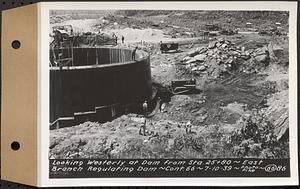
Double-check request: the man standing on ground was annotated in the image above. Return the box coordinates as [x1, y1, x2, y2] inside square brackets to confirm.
[143, 100, 148, 116]
[121, 35, 125, 43]
[132, 46, 138, 60]
[139, 101, 148, 136]
[112, 33, 117, 44]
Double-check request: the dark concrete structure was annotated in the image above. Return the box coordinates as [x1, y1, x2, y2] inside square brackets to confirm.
[50, 47, 152, 129]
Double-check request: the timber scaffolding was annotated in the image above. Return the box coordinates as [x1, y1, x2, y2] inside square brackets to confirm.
[50, 47, 152, 129]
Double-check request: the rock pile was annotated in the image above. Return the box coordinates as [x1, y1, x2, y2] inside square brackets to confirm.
[264, 90, 289, 141]
[94, 15, 155, 30]
[181, 38, 273, 77]
[50, 15, 72, 24]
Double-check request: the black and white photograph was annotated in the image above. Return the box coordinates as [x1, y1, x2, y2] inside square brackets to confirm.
[45, 3, 297, 182]
[49, 9, 290, 159]
[1, 1, 298, 187]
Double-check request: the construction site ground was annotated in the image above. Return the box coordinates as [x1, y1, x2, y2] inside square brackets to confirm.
[50, 11, 289, 159]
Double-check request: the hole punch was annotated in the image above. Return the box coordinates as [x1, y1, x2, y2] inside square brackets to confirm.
[11, 40, 21, 49]
[11, 141, 20, 151]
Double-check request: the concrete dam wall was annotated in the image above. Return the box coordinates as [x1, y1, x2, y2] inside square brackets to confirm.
[50, 47, 152, 129]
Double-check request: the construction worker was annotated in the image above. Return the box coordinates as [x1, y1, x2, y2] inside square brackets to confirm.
[139, 101, 148, 136]
[112, 33, 117, 44]
[139, 118, 147, 136]
[121, 35, 125, 43]
[185, 121, 192, 134]
[142, 100, 148, 116]
[132, 46, 138, 60]
[157, 97, 162, 112]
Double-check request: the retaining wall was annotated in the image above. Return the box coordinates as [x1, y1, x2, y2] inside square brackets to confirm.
[50, 47, 152, 128]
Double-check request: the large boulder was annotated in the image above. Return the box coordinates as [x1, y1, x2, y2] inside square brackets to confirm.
[208, 41, 217, 49]
[264, 90, 289, 141]
[183, 56, 192, 62]
[186, 54, 207, 64]
[254, 46, 270, 64]
[187, 49, 200, 57]
[198, 65, 206, 71]
[255, 54, 268, 62]
[268, 43, 284, 60]
[193, 54, 207, 62]
[273, 110, 288, 141]
[187, 47, 206, 57]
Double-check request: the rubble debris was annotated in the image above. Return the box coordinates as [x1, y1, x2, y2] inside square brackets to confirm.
[205, 23, 220, 31]
[220, 28, 238, 35]
[186, 54, 207, 64]
[187, 47, 207, 57]
[273, 110, 288, 141]
[264, 90, 289, 141]
[245, 22, 252, 27]
[50, 15, 73, 24]
[258, 26, 285, 36]
[208, 31, 219, 36]
[180, 38, 275, 77]
[196, 113, 208, 123]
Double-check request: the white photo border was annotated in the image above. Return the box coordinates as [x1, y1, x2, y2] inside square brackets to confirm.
[39, 1, 298, 187]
